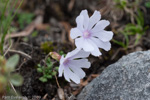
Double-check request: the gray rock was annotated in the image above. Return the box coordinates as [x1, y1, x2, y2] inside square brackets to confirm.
[77, 51, 150, 100]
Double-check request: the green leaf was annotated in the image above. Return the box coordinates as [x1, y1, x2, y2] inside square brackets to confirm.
[0, 0, 23, 55]
[134, 34, 142, 45]
[59, 51, 65, 55]
[122, 32, 129, 48]
[10, 73, 23, 86]
[47, 64, 52, 68]
[23, 37, 29, 42]
[6, 54, 19, 71]
[31, 31, 38, 37]
[112, 39, 126, 48]
[45, 69, 49, 73]
[145, 1, 150, 8]
[39, 77, 47, 82]
[124, 24, 140, 35]
[17, 12, 34, 29]
[47, 75, 52, 79]
[135, 10, 144, 26]
[47, 57, 51, 63]
[37, 68, 43, 73]
[55, 67, 59, 71]
[48, 70, 52, 73]
[37, 64, 42, 67]
[120, 0, 127, 8]
[52, 71, 57, 76]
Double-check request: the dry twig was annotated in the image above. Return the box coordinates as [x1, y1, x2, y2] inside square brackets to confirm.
[7, 49, 32, 59]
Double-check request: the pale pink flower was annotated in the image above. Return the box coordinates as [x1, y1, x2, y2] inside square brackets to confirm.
[70, 10, 113, 56]
[58, 49, 91, 84]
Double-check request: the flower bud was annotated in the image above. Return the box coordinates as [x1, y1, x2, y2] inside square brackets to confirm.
[50, 52, 61, 61]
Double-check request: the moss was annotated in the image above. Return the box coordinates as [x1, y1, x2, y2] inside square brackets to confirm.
[40, 41, 54, 53]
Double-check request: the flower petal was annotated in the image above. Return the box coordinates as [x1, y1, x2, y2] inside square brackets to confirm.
[65, 67, 80, 84]
[80, 10, 89, 30]
[58, 64, 64, 77]
[75, 37, 84, 50]
[76, 15, 84, 32]
[90, 37, 111, 51]
[64, 67, 71, 82]
[88, 39, 102, 56]
[83, 39, 94, 52]
[69, 64, 85, 79]
[87, 10, 101, 30]
[70, 28, 82, 39]
[69, 59, 91, 68]
[99, 41, 111, 51]
[70, 50, 90, 60]
[91, 20, 110, 33]
[66, 48, 90, 60]
[91, 48, 102, 57]
[60, 55, 65, 64]
[92, 30, 113, 42]
[65, 48, 80, 59]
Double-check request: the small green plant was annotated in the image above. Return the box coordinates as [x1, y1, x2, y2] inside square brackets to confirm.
[112, 32, 129, 49]
[113, 10, 148, 49]
[0, 0, 23, 55]
[114, 0, 142, 23]
[17, 12, 34, 29]
[37, 57, 59, 83]
[0, 54, 23, 96]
